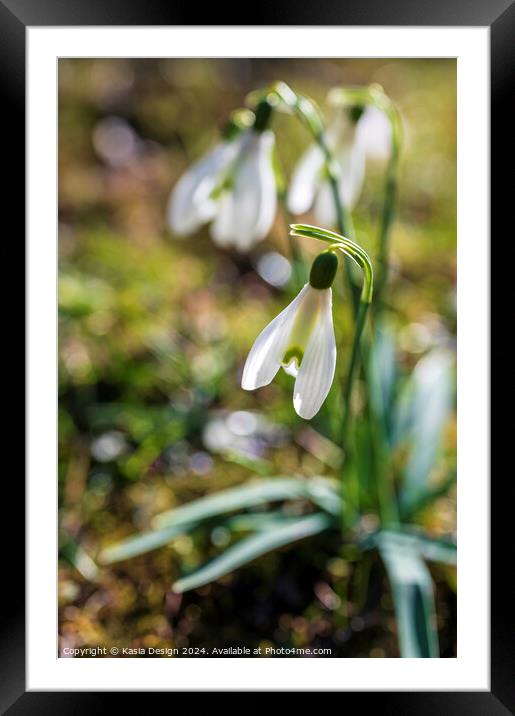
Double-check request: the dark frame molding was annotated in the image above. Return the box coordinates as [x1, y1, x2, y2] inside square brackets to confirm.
[6, 0, 509, 712]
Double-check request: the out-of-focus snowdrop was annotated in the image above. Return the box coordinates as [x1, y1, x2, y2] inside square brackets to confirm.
[210, 130, 277, 250]
[168, 103, 278, 250]
[288, 103, 392, 225]
[355, 105, 392, 162]
[255, 251, 292, 287]
[167, 139, 240, 236]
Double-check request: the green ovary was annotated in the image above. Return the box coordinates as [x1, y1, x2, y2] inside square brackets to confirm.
[283, 346, 304, 368]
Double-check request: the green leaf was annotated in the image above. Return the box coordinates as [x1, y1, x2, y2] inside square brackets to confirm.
[99, 478, 341, 564]
[304, 479, 341, 516]
[60, 539, 99, 581]
[369, 529, 456, 566]
[400, 350, 453, 513]
[224, 511, 302, 532]
[99, 523, 192, 564]
[377, 532, 439, 658]
[368, 323, 397, 438]
[172, 512, 332, 593]
[152, 477, 333, 529]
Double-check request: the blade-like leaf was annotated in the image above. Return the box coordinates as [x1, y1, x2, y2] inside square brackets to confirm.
[400, 350, 453, 513]
[224, 511, 302, 532]
[368, 323, 397, 435]
[377, 532, 440, 657]
[304, 479, 341, 516]
[99, 523, 192, 564]
[100, 478, 340, 564]
[172, 512, 332, 593]
[152, 477, 332, 529]
[369, 529, 456, 566]
[60, 539, 99, 581]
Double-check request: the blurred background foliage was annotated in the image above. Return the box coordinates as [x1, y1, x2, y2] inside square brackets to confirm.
[58, 58, 456, 657]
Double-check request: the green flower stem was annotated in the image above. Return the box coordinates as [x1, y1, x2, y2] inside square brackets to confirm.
[271, 147, 307, 289]
[281, 191, 307, 290]
[362, 348, 399, 526]
[316, 137, 361, 314]
[290, 224, 373, 530]
[327, 84, 402, 311]
[374, 106, 402, 310]
[325, 85, 403, 526]
[339, 298, 369, 522]
[262, 82, 362, 312]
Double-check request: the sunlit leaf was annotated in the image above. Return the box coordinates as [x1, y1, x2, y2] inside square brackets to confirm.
[60, 539, 99, 581]
[368, 323, 397, 433]
[400, 350, 453, 513]
[377, 531, 439, 657]
[99, 523, 193, 564]
[368, 528, 456, 566]
[224, 511, 302, 532]
[172, 512, 332, 593]
[152, 477, 336, 529]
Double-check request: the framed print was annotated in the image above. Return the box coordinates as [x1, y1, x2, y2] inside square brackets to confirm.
[3, 0, 510, 710]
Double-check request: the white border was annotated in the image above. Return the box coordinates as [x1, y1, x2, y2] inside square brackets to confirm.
[27, 27, 489, 691]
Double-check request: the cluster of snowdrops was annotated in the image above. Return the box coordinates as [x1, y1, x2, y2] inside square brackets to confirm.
[100, 81, 456, 658]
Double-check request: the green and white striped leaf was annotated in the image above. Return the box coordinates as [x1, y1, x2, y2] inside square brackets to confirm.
[99, 523, 193, 564]
[152, 477, 335, 529]
[368, 323, 397, 433]
[224, 511, 305, 532]
[172, 512, 332, 593]
[400, 350, 453, 514]
[371, 529, 456, 566]
[376, 532, 440, 658]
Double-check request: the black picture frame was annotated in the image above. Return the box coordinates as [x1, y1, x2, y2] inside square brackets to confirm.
[4, 0, 509, 711]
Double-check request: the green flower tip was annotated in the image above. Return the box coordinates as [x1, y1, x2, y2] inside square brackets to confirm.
[309, 250, 338, 290]
[253, 99, 274, 133]
[348, 104, 365, 124]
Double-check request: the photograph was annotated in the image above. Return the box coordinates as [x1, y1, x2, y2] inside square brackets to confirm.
[57, 57, 458, 659]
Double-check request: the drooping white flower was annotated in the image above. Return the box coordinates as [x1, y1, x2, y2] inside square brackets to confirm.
[211, 130, 277, 251]
[167, 139, 240, 236]
[355, 105, 392, 161]
[242, 252, 338, 420]
[168, 127, 277, 251]
[288, 105, 392, 225]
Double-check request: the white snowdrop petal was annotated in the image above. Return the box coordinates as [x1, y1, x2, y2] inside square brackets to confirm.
[232, 131, 277, 249]
[356, 106, 392, 161]
[242, 285, 310, 391]
[253, 134, 278, 241]
[337, 141, 366, 210]
[293, 289, 336, 419]
[313, 182, 337, 227]
[210, 191, 237, 247]
[168, 142, 235, 235]
[288, 144, 325, 215]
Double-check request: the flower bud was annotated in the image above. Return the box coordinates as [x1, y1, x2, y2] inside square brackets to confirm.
[309, 250, 338, 289]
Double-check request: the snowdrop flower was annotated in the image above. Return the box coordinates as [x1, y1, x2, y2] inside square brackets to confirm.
[242, 251, 338, 419]
[168, 102, 277, 251]
[355, 105, 392, 162]
[168, 138, 240, 236]
[288, 105, 391, 225]
[210, 130, 277, 251]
